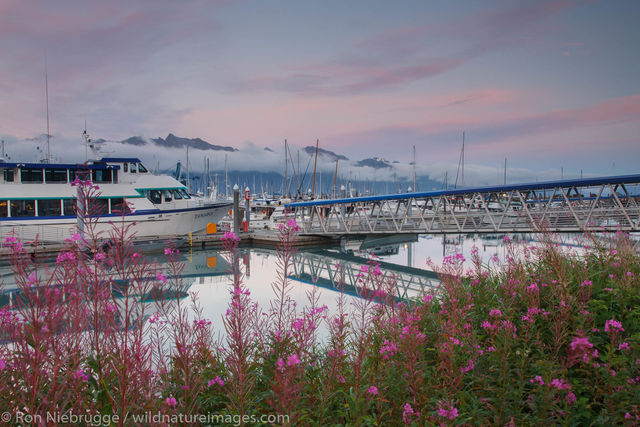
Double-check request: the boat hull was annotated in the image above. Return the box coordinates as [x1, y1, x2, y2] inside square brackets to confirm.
[0, 203, 232, 243]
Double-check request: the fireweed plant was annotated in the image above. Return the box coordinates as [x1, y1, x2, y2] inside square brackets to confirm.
[0, 180, 638, 425]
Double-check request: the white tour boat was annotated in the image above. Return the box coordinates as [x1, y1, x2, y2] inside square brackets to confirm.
[0, 156, 232, 243]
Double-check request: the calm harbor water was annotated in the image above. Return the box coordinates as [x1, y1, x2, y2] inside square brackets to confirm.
[0, 232, 621, 336]
[187, 232, 596, 333]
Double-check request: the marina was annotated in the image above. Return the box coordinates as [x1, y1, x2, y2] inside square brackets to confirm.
[1, 1, 639, 423]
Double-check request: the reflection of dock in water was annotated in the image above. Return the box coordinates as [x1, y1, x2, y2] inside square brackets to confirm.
[0, 249, 231, 308]
[290, 249, 440, 301]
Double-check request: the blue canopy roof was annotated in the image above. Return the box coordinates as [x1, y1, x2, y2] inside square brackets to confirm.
[288, 173, 640, 207]
[0, 161, 119, 170]
[100, 157, 143, 163]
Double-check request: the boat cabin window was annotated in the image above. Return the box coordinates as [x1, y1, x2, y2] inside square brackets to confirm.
[123, 163, 128, 172]
[45, 169, 68, 183]
[0, 201, 7, 217]
[92, 199, 109, 216]
[21, 168, 43, 183]
[68, 170, 90, 183]
[11, 200, 35, 217]
[163, 190, 172, 202]
[110, 198, 132, 214]
[148, 190, 162, 204]
[37, 199, 62, 217]
[92, 169, 112, 183]
[179, 189, 191, 199]
[3, 169, 14, 182]
[138, 163, 148, 173]
[172, 190, 183, 200]
[129, 163, 137, 173]
[63, 199, 75, 216]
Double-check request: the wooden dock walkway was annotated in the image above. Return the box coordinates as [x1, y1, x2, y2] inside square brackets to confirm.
[0, 230, 339, 259]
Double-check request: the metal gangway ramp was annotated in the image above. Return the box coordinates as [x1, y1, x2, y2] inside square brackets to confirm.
[287, 174, 640, 235]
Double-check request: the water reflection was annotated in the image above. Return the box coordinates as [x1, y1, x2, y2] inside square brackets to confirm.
[290, 249, 440, 301]
[2, 232, 615, 333]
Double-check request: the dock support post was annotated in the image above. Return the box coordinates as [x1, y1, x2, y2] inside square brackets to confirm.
[233, 184, 240, 234]
[244, 187, 250, 232]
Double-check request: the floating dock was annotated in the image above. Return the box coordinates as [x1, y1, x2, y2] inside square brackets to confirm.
[0, 230, 340, 259]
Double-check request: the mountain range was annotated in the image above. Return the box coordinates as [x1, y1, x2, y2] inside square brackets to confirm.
[112, 133, 443, 191]
[121, 133, 237, 152]
[119, 134, 399, 169]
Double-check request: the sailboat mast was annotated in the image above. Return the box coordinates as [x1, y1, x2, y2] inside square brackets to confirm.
[284, 139, 288, 197]
[412, 145, 416, 192]
[186, 146, 190, 192]
[462, 131, 465, 187]
[45, 65, 51, 163]
[333, 159, 338, 199]
[225, 154, 228, 199]
[504, 157, 507, 185]
[311, 139, 319, 198]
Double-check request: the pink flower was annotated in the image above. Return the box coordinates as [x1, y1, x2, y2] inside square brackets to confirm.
[367, 386, 378, 395]
[619, 342, 630, 351]
[380, 339, 397, 360]
[570, 336, 593, 351]
[402, 403, 416, 423]
[286, 218, 300, 231]
[489, 309, 502, 318]
[208, 376, 224, 387]
[438, 404, 459, 420]
[276, 358, 285, 372]
[286, 353, 300, 367]
[221, 231, 240, 242]
[530, 375, 544, 386]
[156, 272, 168, 283]
[0, 359, 6, 371]
[580, 279, 592, 287]
[550, 378, 570, 390]
[604, 319, 624, 334]
[56, 251, 77, 264]
[165, 396, 177, 407]
[481, 321, 495, 331]
[566, 391, 576, 405]
[460, 359, 475, 373]
[526, 283, 539, 293]
[423, 294, 433, 304]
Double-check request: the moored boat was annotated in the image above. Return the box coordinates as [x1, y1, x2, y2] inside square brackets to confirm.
[0, 156, 232, 243]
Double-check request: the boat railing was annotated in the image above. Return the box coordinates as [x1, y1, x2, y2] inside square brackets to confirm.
[1, 222, 73, 245]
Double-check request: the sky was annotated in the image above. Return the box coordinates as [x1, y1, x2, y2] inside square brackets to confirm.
[0, 0, 639, 185]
